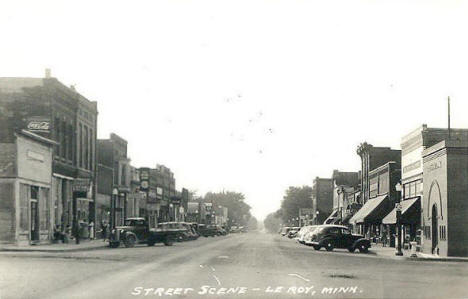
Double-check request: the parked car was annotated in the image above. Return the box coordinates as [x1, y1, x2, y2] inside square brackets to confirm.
[198, 224, 218, 237]
[306, 225, 371, 253]
[296, 225, 318, 244]
[215, 225, 227, 236]
[287, 227, 301, 238]
[280, 226, 292, 236]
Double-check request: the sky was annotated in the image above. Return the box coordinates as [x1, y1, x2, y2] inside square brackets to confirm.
[2, 0, 468, 220]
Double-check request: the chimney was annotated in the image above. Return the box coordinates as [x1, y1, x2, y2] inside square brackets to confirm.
[45, 68, 51, 78]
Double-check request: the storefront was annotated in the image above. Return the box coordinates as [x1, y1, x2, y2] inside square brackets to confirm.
[0, 130, 55, 245]
[382, 197, 421, 247]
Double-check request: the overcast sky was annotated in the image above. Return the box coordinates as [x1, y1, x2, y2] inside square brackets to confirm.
[2, 0, 468, 220]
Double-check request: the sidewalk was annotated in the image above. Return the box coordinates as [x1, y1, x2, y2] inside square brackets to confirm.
[0, 239, 109, 253]
[370, 244, 468, 262]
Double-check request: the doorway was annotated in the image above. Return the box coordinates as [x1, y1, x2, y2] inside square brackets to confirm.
[431, 204, 438, 254]
[30, 200, 40, 243]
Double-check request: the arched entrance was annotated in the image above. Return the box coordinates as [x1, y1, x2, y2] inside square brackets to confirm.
[431, 204, 438, 254]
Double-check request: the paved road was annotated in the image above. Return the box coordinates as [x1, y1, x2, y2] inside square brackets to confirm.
[1, 232, 467, 299]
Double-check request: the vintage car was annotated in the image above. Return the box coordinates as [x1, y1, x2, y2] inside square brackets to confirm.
[307, 225, 371, 253]
[280, 226, 292, 236]
[215, 225, 227, 236]
[296, 225, 318, 244]
[197, 224, 218, 237]
[109, 218, 184, 248]
[287, 227, 301, 238]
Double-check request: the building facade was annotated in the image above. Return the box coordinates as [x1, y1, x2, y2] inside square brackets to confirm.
[421, 140, 468, 257]
[97, 133, 131, 228]
[0, 73, 98, 239]
[311, 177, 334, 224]
[356, 142, 401, 205]
[0, 130, 56, 244]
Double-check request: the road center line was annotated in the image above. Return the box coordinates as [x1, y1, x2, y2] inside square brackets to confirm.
[288, 273, 310, 282]
[212, 275, 221, 286]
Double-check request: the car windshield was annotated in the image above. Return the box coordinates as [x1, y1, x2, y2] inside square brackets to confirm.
[124, 219, 145, 226]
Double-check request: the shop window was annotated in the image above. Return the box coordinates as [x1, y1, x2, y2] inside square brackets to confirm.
[404, 184, 410, 199]
[31, 186, 39, 200]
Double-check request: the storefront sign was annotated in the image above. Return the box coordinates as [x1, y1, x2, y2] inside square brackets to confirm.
[403, 160, 421, 174]
[27, 150, 45, 162]
[73, 178, 91, 193]
[140, 169, 149, 191]
[427, 161, 442, 172]
[26, 117, 51, 134]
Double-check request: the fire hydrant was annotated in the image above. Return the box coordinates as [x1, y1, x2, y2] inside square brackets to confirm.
[410, 241, 418, 258]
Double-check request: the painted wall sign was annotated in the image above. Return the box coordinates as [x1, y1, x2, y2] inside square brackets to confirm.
[26, 117, 51, 133]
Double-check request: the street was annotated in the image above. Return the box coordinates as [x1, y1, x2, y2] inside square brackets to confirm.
[1, 232, 467, 299]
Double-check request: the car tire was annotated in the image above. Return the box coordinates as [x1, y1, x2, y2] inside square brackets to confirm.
[109, 241, 120, 248]
[358, 244, 369, 253]
[313, 245, 321, 251]
[124, 235, 136, 248]
[348, 247, 355, 253]
[164, 238, 174, 246]
[325, 241, 334, 252]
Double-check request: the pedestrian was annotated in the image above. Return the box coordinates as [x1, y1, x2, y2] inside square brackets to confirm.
[101, 221, 108, 241]
[89, 221, 95, 240]
[382, 230, 387, 247]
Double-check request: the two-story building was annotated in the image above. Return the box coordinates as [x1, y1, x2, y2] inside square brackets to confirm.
[0, 72, 98, 238]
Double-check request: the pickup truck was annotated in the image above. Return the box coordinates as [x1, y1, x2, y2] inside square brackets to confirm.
[109, 217, 184, 248]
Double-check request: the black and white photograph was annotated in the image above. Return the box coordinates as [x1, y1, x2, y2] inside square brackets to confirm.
[1, 1, 468, 298]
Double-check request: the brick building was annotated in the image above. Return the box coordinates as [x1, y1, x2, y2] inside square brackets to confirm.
[311, 177, 334, 224]
[0, 73, 98, 239]
[356, 142, 401, 205]
[325, 170, 360, 225]
[97, 133, 131, 228]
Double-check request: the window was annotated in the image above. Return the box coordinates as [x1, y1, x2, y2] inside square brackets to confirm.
[54, 117, 60, 155]
[30, 186, 39, 200]
[84, 126, 89, 169]
[78, 124, 82, 168]
[67, 124, 73, 161]
[341, 228, 351, 235]
[61, 121, 66, 158]
[327, 227, 340, 235]
[404, 184, 410, 199]
[89, 129, 93, 171]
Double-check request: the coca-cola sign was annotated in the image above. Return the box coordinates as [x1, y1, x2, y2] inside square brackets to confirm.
[26, 117, 51, 133]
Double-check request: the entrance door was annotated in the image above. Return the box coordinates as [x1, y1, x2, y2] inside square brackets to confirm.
[30, 200, 40, 243]
[431, 205, 438, 254]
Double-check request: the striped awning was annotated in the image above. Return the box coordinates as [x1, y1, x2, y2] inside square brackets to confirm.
[382, 197, 420, 225]
[350, 194, 389, 224]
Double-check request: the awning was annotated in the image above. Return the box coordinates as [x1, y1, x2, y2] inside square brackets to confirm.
[349, 194, 390, 224]
[341, 214, 353, 225]
[382, 197, 420, 225]
[323, 210, 339, 224]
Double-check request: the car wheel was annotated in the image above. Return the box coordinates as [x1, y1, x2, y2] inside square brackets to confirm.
[124, 235, 136, 248]
[109, 241, 120, 248]
[325, 241, 334, 251]
[358, 244, 369, 253]
[313, 245, 321, 251]
[348, 247, 355, 253]
[164, 237, 174, 246]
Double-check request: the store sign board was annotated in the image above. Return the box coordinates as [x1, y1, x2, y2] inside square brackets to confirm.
[26, 117, 51, 134]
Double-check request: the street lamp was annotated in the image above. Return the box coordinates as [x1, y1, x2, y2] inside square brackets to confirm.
[395, 182, 403, 256]
[316, 211, 320, 225]
[112, 188, 118, 229]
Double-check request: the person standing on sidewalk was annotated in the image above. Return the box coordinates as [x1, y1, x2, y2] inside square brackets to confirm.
[89, 221, 95, 240]
[101, 221, 108, 242]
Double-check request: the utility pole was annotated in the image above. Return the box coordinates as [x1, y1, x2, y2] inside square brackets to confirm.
[448, 96, 451, 139]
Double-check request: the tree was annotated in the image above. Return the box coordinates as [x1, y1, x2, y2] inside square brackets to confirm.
[203, 191, 252, 227]
[279, 186, 313, 224]
[263, 212, 282, 233]
[247, 216, 258, 230]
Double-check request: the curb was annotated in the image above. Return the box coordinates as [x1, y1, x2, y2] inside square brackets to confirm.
[0, 245, 109, 253]
[403, 256, 468, 263]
